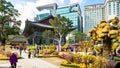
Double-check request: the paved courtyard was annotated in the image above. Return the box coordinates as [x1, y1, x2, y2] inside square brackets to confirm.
[0, 51, 59, 68]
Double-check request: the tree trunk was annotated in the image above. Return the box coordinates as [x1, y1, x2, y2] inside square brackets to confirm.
[102, 38, 112, 57]
[58, 35, 62, 52]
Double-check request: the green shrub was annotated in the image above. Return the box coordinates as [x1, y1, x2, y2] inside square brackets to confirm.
[47, 49, 54, 54]
[94, 45, 101, 53]
[49, 44, 56, 50]
[52, 51, 59, 55]
[114, 56, 120, 61]
[112, 43, 118, 51]
[94, 57, 107, 68]
[41, 44, 46, 50]
[29, 46, 37, 50]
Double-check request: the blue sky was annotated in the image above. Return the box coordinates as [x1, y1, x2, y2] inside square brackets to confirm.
[6, 0, 105, 30]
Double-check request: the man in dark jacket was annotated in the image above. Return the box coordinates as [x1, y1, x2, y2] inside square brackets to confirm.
[9, 52, 18, 68]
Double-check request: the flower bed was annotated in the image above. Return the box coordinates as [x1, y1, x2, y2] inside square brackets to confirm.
[37, 48, 59, 58]
[37, 55, 58, 58]
[0, 54, 22, 60]
[0, 49, 22, 60]
[60, 53, 108, 68]
[36, 52, 58, 58]
[61, 60, 85, 68]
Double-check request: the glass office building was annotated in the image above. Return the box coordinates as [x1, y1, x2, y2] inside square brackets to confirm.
[35, 3, 83, 32]
[36, 13, 50, 20]
[35, 3, 57, 21]
[84, 4, 104, 34]
[56, 4, 83, 32]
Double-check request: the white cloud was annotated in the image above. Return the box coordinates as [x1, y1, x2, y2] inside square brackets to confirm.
[15, 2, 40, 30]
[59, 0, 64, 4]
[6, 0, 66, 30]
[35, 0, 56, 7]
[6, 0, 57, 30]
[13, 2, 39, 30]
[70, 0, 83, 4]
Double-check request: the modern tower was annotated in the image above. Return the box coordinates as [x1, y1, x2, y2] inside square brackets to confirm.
[56, 3, 83, 32]
[104, 0, 120, 20]
[84, 0, 120, 34]
[35, 3, 57, 21]
[84, 4, 104, 34]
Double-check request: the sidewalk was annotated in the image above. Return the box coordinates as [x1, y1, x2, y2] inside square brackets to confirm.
[0, 50, 60, 68]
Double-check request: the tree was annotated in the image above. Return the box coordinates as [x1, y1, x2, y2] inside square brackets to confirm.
[67, 38, 74, 44]
[42, 30, 54, 45]
[73, 31, 87, 43]
[49, 15, 73, 51]
[0, 0, 21, 44]
[88, 17, 119, 56]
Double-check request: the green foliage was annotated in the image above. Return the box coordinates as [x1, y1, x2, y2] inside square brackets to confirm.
[114, 56, 120, 61]
[94, 57, 107, 68]
[73, 31, 87, 42]
[68, 38, 74, 44]
[94, 45, 101, 53]
[49, 44, 56, 50]
[47, 49, 54, 54]
[37, 55, 58, 58]
[0, 0, 21, 43]
[61, 54, 97, 68]
[41, 44, 46, 50]
[61, 63, 80, 68]
[49, 15, 73, 51]
[0, 0, 20, 23]
[112, 43, 118, 51]
[29, 46, 37, 50]
[61, 43, 68, 51]
[83, 55, 96, 63]
[49, 15, 73, 35]
[42, 30, 54, 44]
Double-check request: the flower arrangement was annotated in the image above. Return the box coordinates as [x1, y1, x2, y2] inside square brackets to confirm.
[61, 53, 107, 68]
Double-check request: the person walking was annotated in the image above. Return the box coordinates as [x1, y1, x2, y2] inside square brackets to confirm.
[33, 50, 36, 57]
[9, 52, 18, 68]
[28, 50, 31, 58]
[19, 44, 23, 56]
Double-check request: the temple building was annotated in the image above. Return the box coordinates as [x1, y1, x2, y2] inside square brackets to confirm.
[23, 15, 54, 45]
[23, 3, 82, 45]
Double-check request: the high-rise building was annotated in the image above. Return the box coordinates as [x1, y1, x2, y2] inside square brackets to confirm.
[35, 3, 83, 32]
[84, 0, 120, 34]
[84, 4, 104, 34]
[35, 3, 57, 21]
[104, 0, 120, 20]
[56, 3, 83, 32]
[36, 13, 50, 20]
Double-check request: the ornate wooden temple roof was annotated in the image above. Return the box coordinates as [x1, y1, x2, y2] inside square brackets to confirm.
[23, 15, 54, 37]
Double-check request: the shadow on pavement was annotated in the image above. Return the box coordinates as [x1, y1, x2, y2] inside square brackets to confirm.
[0, 66, 21, 68]
[0, 67, 10, 68]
